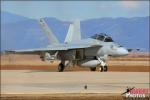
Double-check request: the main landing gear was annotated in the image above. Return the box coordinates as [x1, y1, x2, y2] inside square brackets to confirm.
[58, 60, 74, 72]
[58, 63, 65, 72]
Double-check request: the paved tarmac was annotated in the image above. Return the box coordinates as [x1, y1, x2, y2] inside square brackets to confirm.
[1, 70, 149, 94]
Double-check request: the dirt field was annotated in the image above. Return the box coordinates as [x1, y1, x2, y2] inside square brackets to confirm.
[2, 93, 147, 100]
[1, 52, 149, 72]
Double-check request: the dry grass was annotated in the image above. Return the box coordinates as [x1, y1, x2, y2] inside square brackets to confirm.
[1, 52, 149, 72]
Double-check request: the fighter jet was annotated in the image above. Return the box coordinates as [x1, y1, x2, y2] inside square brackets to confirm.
[6, 19, 129, 72]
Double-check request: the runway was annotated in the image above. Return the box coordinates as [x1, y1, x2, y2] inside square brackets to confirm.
[1, 70, 149, 94]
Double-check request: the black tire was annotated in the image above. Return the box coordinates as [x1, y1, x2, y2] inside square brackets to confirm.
[99, 66, 103, 72]
[90, 67, 96, 71]
[103, 65, 108, 72]
[58, 63, 64, 72]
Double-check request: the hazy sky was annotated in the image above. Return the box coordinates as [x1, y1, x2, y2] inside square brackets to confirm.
[1, 1, 149, 21]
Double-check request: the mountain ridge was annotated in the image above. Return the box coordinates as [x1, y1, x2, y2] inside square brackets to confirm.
[1, 11, 149, 51]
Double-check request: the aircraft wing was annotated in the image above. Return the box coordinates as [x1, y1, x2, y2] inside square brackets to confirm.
[5, 43, 101, 54]
[6, 47, 67, 54]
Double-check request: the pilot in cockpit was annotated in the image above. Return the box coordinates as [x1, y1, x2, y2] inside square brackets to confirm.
[91, 33, 113, 42]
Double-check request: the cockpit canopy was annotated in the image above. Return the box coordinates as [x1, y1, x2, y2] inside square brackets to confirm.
[91, 33, 113, 42]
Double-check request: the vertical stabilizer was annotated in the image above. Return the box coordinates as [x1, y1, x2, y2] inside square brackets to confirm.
[39, 18, 59, 44]
[64, 24, 74, 43]
[65, 20, 81, 43]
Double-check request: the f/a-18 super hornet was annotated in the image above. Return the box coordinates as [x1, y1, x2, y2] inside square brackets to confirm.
[7, 19, 129, 72]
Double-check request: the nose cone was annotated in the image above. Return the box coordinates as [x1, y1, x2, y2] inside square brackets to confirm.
[117, 47, 129, 56]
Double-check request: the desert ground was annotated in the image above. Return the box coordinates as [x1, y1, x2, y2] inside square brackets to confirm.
[1, 52, 149, 72]
[1, 52, 149, 100]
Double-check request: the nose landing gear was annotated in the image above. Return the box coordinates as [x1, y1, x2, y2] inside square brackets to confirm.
[99, 65, 108, 72]
[97, 57, 108, 72]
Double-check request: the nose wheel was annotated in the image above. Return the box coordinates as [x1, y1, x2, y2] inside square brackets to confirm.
[90, 65, 107, 72]
[99, 65, 108, 72]
[103, 65, 108, 72]
[99, 66, 103, 72]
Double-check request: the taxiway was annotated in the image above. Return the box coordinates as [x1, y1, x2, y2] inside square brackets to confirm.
[1, 70, 149, 94]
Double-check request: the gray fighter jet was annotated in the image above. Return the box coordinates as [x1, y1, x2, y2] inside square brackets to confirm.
[7, 19, 129, 72]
